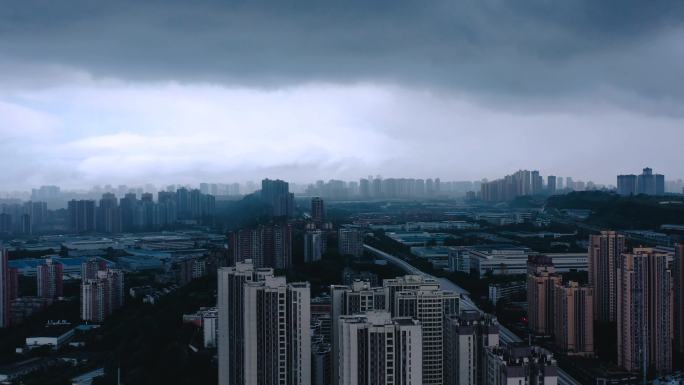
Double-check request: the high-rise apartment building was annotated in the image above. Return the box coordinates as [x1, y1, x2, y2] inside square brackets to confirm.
[0, 249, 10, 328]
[338, 227, 363, 258]
[675, 244, 684, 354]
[337, 311, 422, 385]
[311, 197, 325, 223]
[261, 179, 295, 217]
[37, 258, 64, 299]
[304, 230, 325, 263]
[553, 281, 594, 356]
[531, 170, 543, 195]
[483, 345, 558, 385]
[68, 200, 96, 232]
[617, 174, 638, 196]
[617, 248, 672, 374]
[547, 175, 557, 195]
[81, 258, 108, 281]
[588, 231, 626, 322]
[444, 311, 500, 385]
[97, 193, 122, 233]
[229, 224, 293, 269]
[637, 167, 665, 196]
[618, 168, 665, 196]
[527, 255, 562, 335]
[217, 260, 311, 385]
[330, 281, 386, 385]
[384, 275, 459, 385]
[80, 268, 124, 322]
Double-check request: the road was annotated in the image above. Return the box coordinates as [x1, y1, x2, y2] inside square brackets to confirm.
[364, 243, 582, 385]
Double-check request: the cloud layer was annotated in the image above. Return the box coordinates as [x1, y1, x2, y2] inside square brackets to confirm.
[0, 1, 683, 189]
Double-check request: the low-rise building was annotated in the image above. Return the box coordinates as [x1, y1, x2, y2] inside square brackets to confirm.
[25, 322, 75, 350]
[488, 282, 526, 306]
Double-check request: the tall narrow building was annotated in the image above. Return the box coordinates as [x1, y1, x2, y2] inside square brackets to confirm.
[384, 275, 459, 385]
[337, 311, 422, 385]
[588, 231, 626, 322]
[37, 258, 64, 299]
[553, 281, 594, 356]
[527, 255, 562, 335]
[310, 197, 325, 223]
[444, 311, 500, 385]
[0, 249, 9, 328]
[218, 260, 311, 385]
[617, 248, 672, 374]
[675, 243, 684, 354]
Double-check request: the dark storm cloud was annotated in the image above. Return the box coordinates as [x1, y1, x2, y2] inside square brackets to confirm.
[1, 0, 683, 101]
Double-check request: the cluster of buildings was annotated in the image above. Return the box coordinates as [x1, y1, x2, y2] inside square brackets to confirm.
[617, 167, 666, 196]
[216, 260, 560, 385]
[526, 230, 684, 377]
[68, 187, 216, 233]
[480, 170, 613, 202]
[588, 231, 681, 375]
[79, 259, 124, 323]
[0, 201, 49, 235]
[1, 250, 72, 328]
[526, 255, 595, 355]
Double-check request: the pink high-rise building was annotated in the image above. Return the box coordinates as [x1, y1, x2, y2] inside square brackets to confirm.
[527, 255, 562, 335]
[554, 281, 594, 356]
[37, 258, 64, 299]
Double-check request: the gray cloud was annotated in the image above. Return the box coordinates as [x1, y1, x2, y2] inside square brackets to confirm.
[1, 0, 683, 103]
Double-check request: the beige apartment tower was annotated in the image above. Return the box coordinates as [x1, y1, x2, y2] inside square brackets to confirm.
[553, 281, 594, 356]
[527, 255, 562, 335]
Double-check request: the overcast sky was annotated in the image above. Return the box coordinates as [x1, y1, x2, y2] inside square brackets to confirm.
[1, 0, 684, 190]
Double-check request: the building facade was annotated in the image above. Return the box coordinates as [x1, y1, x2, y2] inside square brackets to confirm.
[304, 230, 325, 263]
[384, 275, 459, 385]
[80, 267, 124, 322]
[527, 256, 562, 336]
[588, 231, 626, 322]
[617, 248, 672, 374]
[444, 311, 500, 385]
[330, 281, 386, 385]
[311, 197, 325, 223]
[338, 227, 364, 258]
[229, 224, 293, 269]
[675, 244, 684, 354]
[337, 311, 422, 385]
[0, 249, 10, 328]
[217, 260, 311, 385]
[553, 281, 594, 356]
[37, 258, 63, 299]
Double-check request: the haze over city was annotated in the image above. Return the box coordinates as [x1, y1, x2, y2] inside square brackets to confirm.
[2, 2, 684, 385]
[2, 1, 684, 189]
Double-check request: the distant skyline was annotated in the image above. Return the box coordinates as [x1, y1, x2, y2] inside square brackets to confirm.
[2, 1, 684, 189]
